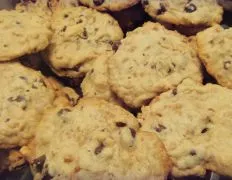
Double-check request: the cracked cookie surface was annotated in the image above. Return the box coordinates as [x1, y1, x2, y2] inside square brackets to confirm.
[30, 98, 171, 179]
[108, 22, 202, 108]
[139, 79, 232, 177]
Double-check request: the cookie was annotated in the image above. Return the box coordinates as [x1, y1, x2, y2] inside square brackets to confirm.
[79, 0, 140, 11]
[139, 79, 232, 177]
[108, 22, 202, 108]
[45, 6, 123, 78]
[27, 98, 171, 179]
[197, 25, 232, 88]
[81, 55, 120, 104]
[141, 0, 223, 26]
[0, 62, 56, 148]
[0, 8, 52, 61]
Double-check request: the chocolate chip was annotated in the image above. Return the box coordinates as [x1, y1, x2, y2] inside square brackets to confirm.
[138, 122, 142, 128]
[141, 0, 149, 6]
[190, 150, 196, 156]
[157, 3, 166, 15]
[95, 142, 104, 155]
[184, 3, 197, 13]
[64, 14, 69, 18]
[172, 88, 177, 96]
[112, 41, 121, 52]
[154, 124, 166, 133]
[32, 84, 38, 89]
[129, 128, 136, 138]
[76, 19, 83, 24]
[167, 68, 172, 74]
[93, 0, 104, 6]
[32, 155, 46, 173]
[224, 61, 231, 70]
[115, 122, 127, 127]
[19, 76, 28, 81]
[57, 108, 71, 116]
[5, 118, 10, 122]
[61, 26, 67, 32]
[201, 128, 208, 134]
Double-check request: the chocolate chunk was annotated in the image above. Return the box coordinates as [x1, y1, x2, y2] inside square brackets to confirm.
[115, 122, 127, 127]
[155, 124, 166, 133]
[129, 128, 136, 138]
[95, 142, 104, 155]
[224, 61, 231, 70]
[201, 128, 208, 134]
[141, 0, 149, 6]
[61, 26, 67, 32]
[76, 19, 83, 24]
[57, 108, 71, 116]
[112, 41, 121, 52]
[157, 3, 166, 15]
[64, 14, 69, 18]
[32, 155, 46, 173]
[172, 88, 177, 96]
[190, 150, 196, 156]
[184, 3, 197, 13]
[93, 0, 104, 6]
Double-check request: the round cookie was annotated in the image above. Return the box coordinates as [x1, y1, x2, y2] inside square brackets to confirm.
[81, 55, 120, 104]
[141, 0, 223, 26]
[197, 25, 232, 88]
[79, 0, 140, 11]
[0, 8, 52, 61]
[108, 22, 202, 108]
[139, 79, 232, 177]
[0, 62, 56, 148]
[28, 98, 171, 179]
[45, 6, 123, 78]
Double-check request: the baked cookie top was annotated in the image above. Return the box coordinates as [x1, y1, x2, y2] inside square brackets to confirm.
[0, 62, 55, 148]
[79, 0, 140, 11]
[139, 79, 232, 177]
[30, 98, 171, 179]
[108, 22, 202, 108]
[197, 25, 232, 88]
[45, 6, 123, 78]
[81, 55, 120, 104]
[141, 0, 223, 26]
[0, 9, 52, 61]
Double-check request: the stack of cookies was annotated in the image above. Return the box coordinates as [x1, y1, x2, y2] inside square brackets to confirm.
[0, 0, 232, 179]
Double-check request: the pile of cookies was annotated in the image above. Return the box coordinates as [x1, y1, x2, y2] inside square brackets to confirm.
[0, 0, 232, 179]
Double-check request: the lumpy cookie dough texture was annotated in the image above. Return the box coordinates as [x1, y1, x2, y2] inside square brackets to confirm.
[81, 55, 119, 104]
[0, 62, 55, 148]
[32, 98, 171, 179]
[197, 25, 232, 89]
[141, 0, 223, 26]
[79, 0, 140, 11]
[139, 79, 232, 177]
[108, 22, 202, 108]
[46, 6, 123, 77]
[0, 9, 52, 61]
